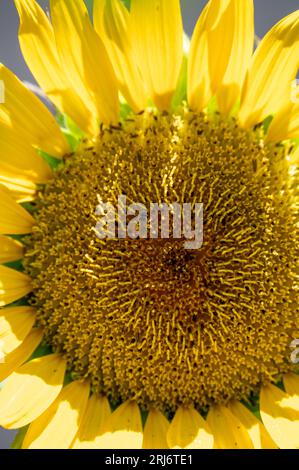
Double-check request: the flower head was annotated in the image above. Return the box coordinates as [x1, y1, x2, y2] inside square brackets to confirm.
[0, 0, 298, 449]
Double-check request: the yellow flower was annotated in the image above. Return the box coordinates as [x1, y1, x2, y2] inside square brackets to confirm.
[0, 0, 298, 449]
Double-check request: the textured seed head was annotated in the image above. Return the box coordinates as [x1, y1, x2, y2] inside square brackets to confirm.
[24, 110, 299, 412]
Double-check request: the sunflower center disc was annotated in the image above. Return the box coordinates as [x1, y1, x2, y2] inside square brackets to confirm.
[25, 111, 298, 412]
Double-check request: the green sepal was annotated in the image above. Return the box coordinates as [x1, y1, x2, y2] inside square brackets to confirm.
[171, 33, 190, 112]
[38, 150, 62, 170]
[28, 341, 53, 361]
[4, 260, 24, 272]
[229, 97, 241, 117]
[263, 115, 274, 134]
[171, 56, 188, 112]
[63, 371, 73, 386]
[56, 111, 85, 152]
[61, 129, 82, 152]
[291, 137, 299, 149]
[84, 0, 93, 14]
[21, 201, 39, 216]
[140, 409, 148, 428]
[242, 399, 262, 421]
[120, 102, 133, 121]
[207, 95, 219, 115]
[10, 426, 29, 449]
[121, 0, 131, 11]
[1, 298, 29, 308]
[274, 379, 285, 392]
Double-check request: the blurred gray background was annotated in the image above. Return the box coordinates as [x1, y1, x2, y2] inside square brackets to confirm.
[0, 0, 298, 449]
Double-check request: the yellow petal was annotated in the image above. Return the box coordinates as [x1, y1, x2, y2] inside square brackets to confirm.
[188, 0, 235, 112]
[130, 0, 183, 110]
[0, 184, 35, 234]
[207, 405, 254, 448]
[0, 306, 36, 354]
[0, 353, 66, 429]
[217, 0, 254, 114]
[239, 10, 299, 128]
[0, 175, 36, 203]
[267, 101, 299, 142]
[93, 0, 147, 112]
[283, 373, 299, 397]
[14, 0, 97, 136]
[260, 383, 299, 449]
[0, 236, 24, 263]
[228, 401, 277, 449]
[50, 0, 119, 126]
[0, 327, 43, 382]
[167, 406, 214, 449]
[23, 381, 90, 449]
[0, 265, 32, 307]
[0, 124, 52, 184]
[72, 394, 111, 449]
[143, 409, 169, 449]
[95, 400, 143, 449]
[0, 65, 68, 157]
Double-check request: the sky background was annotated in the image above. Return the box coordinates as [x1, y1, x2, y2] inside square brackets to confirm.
[0, 0, 298, 449]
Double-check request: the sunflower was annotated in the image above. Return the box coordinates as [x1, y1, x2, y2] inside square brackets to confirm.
[0, 0, 298, 450]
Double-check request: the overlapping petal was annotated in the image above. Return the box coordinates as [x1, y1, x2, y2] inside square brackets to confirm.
[0, 185, 35, 235]
[239, 9, 299, 127]
[0, 236, 24, 263]
[0, 328, 43, 383]
[94, 0, 147, 112]
[143, 410, 169, 449]
[0, 266, 32, 307]
[207, 405, 254, 448]
[167, 406, 213, 449]
[260, 383, 299, 449]
[0, 354, 66, 429]
[14, 0, 97, 135]
[0, 306, 36, 354]
[50, 0, 119, 125]
[267, 101, 299, 142]
[23, 381, 89, 449]
[94, 401, 143, 449]
[72, 395, 111, 449]
[0, 65, 68, 157]
[130, 0, 183, 110]
[228, 401, 277, 448]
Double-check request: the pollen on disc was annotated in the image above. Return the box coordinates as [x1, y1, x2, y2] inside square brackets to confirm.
[24, 110, 299, 412]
